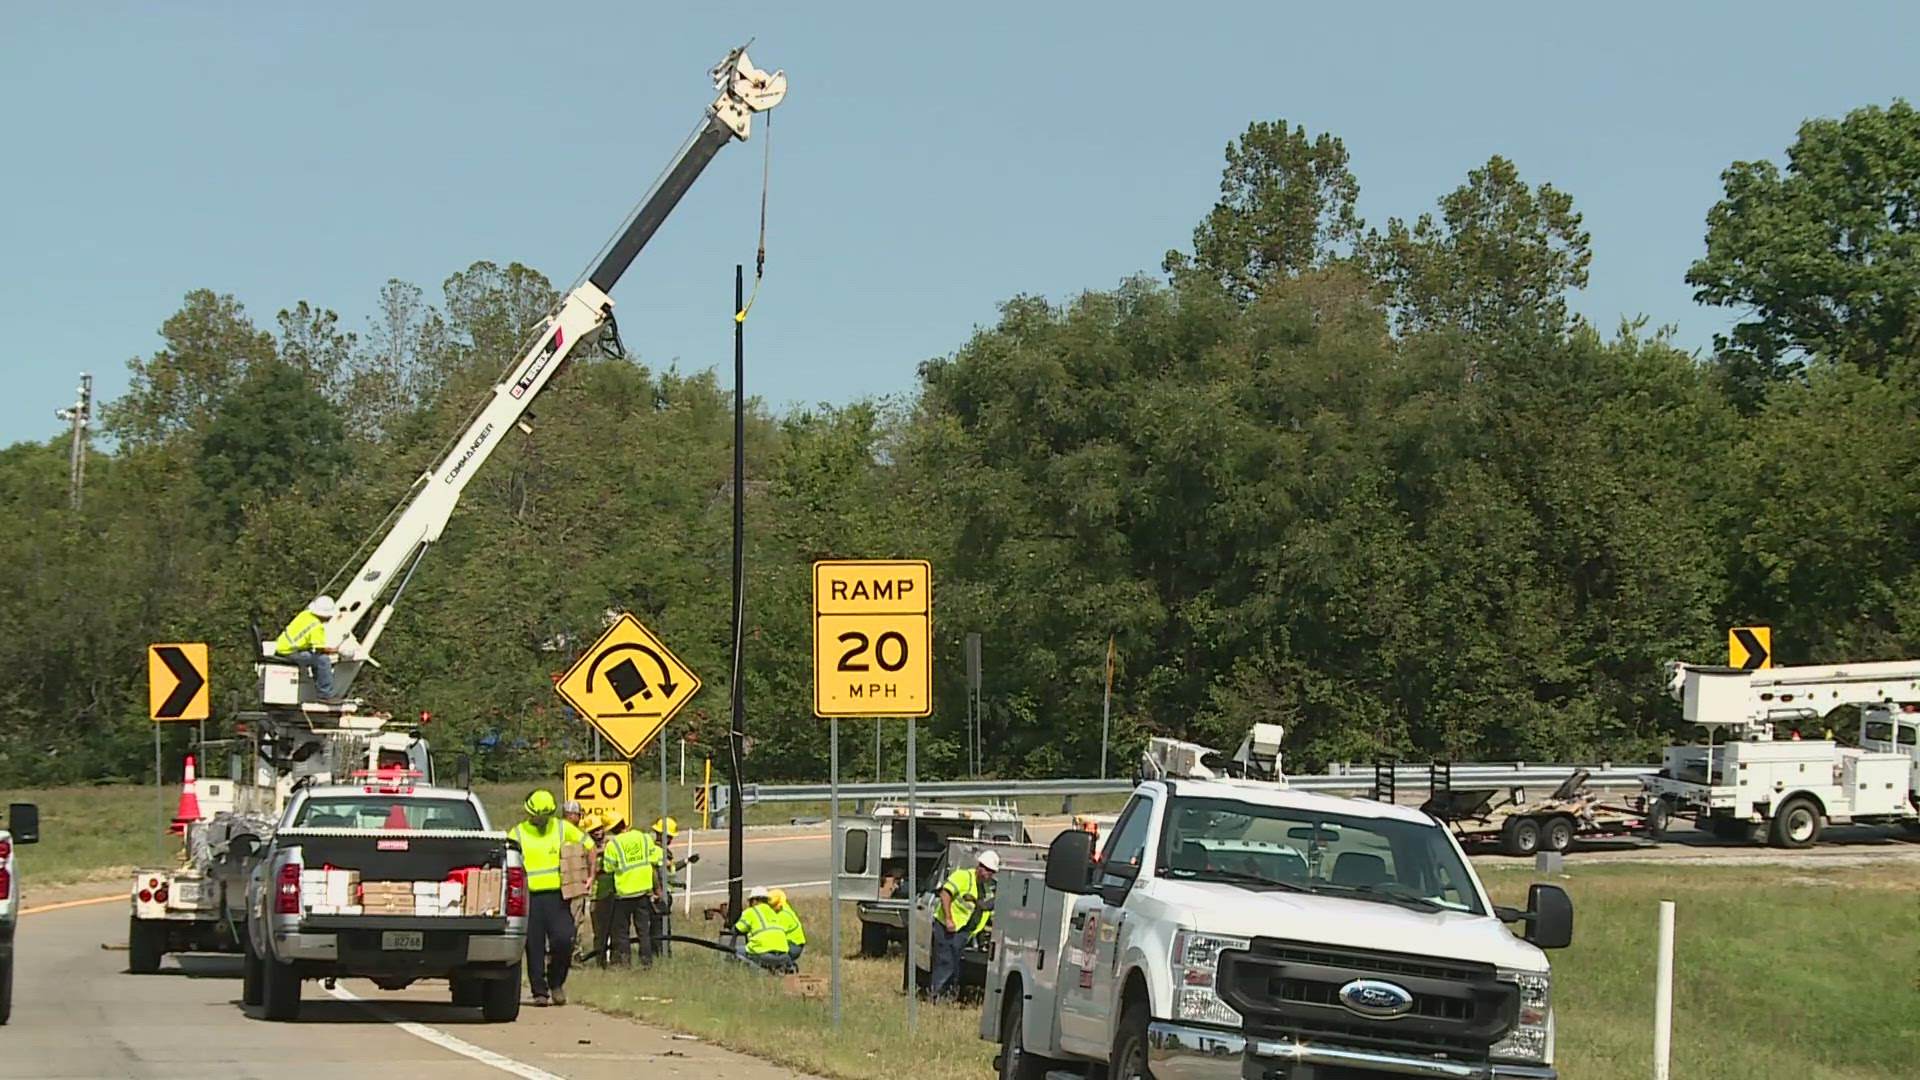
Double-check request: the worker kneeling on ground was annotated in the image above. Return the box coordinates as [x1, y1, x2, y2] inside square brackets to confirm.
[599, 811, 663, 966]
[768, 888, 806, 964]
[931, 849, 998, 1001]
[274, 595, 344, 704]
[509, 789, 590, 1006]
[731, 886, 793, 971]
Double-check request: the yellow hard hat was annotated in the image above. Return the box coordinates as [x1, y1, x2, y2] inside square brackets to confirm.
[600, 810, 625, 831]
[768, 888, 787, 908]
[524, 789, 557, 815]
[652, 816, 678, 838]
[580, 811, 604, 832]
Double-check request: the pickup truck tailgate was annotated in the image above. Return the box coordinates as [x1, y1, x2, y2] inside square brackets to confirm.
[275, 828, 510, 881]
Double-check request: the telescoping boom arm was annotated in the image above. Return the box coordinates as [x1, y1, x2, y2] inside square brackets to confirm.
[313, 47, 785, 701]
[1667, 658, 1920, 734]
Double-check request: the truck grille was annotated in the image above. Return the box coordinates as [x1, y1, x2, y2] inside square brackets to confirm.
[1217, 938, 1517, 1061]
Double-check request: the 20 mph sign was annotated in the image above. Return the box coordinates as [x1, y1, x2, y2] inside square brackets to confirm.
[812, 560, 931, 718]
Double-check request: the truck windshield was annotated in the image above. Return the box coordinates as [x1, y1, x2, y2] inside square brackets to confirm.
[292, 797, 483, 831]
[1158, 795, 1484, 915]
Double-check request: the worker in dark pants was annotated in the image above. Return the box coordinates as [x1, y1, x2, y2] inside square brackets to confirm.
[930, 849, 998, 1001]
[600, 812, 661, 965]
[508, 789, 588, 1005]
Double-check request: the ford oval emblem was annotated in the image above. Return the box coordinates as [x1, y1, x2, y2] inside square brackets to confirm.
[1336, 978, 1415, 1019]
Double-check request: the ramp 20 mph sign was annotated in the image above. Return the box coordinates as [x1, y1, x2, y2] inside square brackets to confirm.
[813, 560, 931, 717]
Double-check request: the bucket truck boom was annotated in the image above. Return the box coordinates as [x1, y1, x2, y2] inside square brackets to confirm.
[252, 45, 786, 714]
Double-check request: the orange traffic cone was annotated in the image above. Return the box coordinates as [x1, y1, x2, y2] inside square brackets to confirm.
[169, 754, 204, 834]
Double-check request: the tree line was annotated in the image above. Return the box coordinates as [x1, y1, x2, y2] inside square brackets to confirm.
[2, 100, 1916, 787]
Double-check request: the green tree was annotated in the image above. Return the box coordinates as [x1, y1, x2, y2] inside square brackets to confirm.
[105, 289, 277, 445]
[1362, 155, 1591, 337]
[194, 359, 350, 532]
[1687, 100, 1920, 402]
[1166, 121, 1363, 301]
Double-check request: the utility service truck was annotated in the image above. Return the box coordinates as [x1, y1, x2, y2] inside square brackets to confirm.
[242, 772, 526, 1021]
[981, 725, 1574, 1080]
[1638, 659, 1920, 847]
[0, 802, 40, 1025]
[841, 800, 1029, 957]
[127, 43, 784, 971]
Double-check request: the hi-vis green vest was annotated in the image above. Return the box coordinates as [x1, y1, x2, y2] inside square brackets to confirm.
[771, 904, 805, 946]
[275, 610, 327, 655]
[734, 902, 789, 955]
[600, 830, 657, 898]
[510, 819, 586, 893]
[941, 867, 982, 930]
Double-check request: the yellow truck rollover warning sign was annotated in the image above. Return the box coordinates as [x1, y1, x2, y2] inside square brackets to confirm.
[813, 560, 931, 717]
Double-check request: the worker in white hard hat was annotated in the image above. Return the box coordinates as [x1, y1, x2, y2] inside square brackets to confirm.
[274, 594, 343, 704]
[730, 885, 792, 970]
[930, 848, 999, 1001]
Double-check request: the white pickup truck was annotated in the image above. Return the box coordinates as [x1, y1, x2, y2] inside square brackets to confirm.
[242, 780, 527, 1021]
[980, 778, 1572, 1080]
[0, 802, 41, 1025]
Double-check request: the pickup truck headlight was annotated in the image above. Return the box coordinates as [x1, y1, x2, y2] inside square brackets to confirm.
[1170, 930, 1248, 1027]
[1489, 968, 1551, 1063]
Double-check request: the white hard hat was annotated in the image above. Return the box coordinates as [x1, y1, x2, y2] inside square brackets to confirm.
[977, 849, 1001, 872]
[747, 885, 770, 901]
[310, 595, 338, 618]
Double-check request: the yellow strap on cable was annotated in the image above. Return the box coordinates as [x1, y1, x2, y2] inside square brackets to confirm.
[734, 111, 772, 324]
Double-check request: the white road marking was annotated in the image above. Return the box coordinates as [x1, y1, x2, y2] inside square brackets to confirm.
[325, 984, 568, 1080]
[685, 878, 828, 898]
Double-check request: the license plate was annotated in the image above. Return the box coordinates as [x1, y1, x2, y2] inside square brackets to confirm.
[171, 881, 199, 904]
[381, 930, 424, 951]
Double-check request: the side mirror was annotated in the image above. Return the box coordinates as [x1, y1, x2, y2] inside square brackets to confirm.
[455, 753, 473, 790]
[1498, 883, 1573, 949]
[1044, 828, 1097, 894]
[7, 803, 39, 844]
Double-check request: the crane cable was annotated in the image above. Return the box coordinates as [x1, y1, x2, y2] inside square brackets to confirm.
[735, 111, 772, 324]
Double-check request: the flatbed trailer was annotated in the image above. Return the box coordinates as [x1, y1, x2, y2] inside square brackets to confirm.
[1418, 763, 1649, 856]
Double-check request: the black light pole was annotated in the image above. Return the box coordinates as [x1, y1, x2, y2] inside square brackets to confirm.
[726, 263, 747, 923]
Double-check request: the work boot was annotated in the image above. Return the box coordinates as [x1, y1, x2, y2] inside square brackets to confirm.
[549, 985, 567, 1006]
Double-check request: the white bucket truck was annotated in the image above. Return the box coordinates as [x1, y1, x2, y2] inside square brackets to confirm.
[980, 725, 1572, 1080]
[1638, 660, 1920, 846]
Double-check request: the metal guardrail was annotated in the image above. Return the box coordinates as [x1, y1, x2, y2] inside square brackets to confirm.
[734, 764, 1660, 806]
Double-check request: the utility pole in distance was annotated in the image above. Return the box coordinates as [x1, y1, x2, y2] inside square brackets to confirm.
[55, 373, 92, 511]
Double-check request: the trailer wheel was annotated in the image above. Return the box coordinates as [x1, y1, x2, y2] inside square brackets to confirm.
[1543, 816, 1574, 853]
[127, 918, 164, 975]
[1500, 816, 1540, 857]
[1769, 798, 1822, 850]
[1645, 797, 1672, 840]
[860, 921, 890, 957]
[260, 959, 301, 1021]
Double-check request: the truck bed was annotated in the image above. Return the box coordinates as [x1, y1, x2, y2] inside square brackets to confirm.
[272, 828, 511, 880]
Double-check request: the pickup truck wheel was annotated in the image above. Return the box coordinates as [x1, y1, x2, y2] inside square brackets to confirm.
[1111, 1001, 1154, 1080]
[999, 991, 1050, 1080]
[1500, 816, 1540, 857]
[0, 951, 14, 1025]
[481, 965, 522, 1022]
[241, 941, 264, 1007]
[860, 921, 890, 957]
[451, 976, 483, 1008]
[1543, 816, 1574, 853]
[1769, 798, 1822, 850]
[260, 959, 301, 1021]
[127, 917, 164, 975]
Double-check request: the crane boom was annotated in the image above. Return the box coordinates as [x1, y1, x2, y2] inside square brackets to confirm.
[268, 46, 785, 708]
[1666, 658, 1920, 736]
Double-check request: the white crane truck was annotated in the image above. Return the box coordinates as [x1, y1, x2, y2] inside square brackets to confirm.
[1638, 659, 1920, 847]
[980, 727, 1574, 1080]
[128, 43, 785, 973]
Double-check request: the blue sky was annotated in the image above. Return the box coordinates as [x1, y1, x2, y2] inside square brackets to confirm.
[3, 1, 1915, 448]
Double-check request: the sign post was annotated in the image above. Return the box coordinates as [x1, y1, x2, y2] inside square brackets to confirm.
[149, 643, 209, 862]
[553, 613, 703, 759]
[813, 559, 933, 1033]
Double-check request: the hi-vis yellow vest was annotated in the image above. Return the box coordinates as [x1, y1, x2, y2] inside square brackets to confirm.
[735, 902, 789, 954]
[275, 610, 326, 655]
[600, 830, 657, 898]
[941, 867, 981, 929]
[510, 819, 585, 893]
